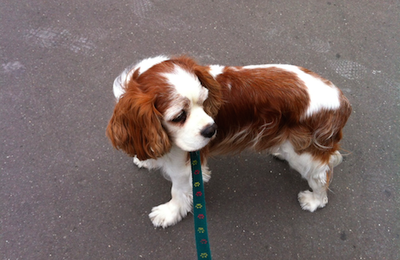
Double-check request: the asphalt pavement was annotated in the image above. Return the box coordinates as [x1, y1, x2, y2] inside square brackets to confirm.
[1, 1, 399, 259]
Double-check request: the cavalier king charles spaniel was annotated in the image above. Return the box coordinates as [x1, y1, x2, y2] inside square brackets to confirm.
[107, 55, 351, 228]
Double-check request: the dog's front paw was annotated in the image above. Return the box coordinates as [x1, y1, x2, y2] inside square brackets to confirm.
[201, 166, 211, 183]
[133, 156, 159, 169]
[149, 201, 189, 228]
[298, 190, 328, 212]
[133, 156, 147, 168]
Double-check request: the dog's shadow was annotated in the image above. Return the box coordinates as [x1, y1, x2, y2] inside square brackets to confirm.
[204, 152, 309, 214]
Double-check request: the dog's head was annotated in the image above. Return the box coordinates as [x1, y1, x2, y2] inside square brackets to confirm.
[106, 56, 222, 160]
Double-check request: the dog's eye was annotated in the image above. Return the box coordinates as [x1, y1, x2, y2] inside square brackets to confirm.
[171, 111, 187, 123]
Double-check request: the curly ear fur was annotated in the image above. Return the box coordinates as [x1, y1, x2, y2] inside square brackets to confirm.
[106, 81, 171, 160]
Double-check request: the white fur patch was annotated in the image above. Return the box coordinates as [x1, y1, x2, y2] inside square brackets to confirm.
[209, 65, 224, 78]
[113, 55, 170, 100]
[113, 70, 128, 100]
[298, 72, 340, 118]
[163, 65, 207, 104]
[135, 55, 170, 75]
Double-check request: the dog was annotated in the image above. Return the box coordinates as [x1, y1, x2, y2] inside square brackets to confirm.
[106, 55, 351, 228]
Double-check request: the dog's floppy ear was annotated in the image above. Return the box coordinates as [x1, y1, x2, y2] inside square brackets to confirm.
[194, 65, 222, 118]
[106, 80, 171, 160]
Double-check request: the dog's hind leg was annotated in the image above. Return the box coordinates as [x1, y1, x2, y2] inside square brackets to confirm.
[297, 167, 330, 212]
[276, 141, 337, 212]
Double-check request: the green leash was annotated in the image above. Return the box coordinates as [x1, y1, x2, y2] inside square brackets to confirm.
[190, 151, 212, 260]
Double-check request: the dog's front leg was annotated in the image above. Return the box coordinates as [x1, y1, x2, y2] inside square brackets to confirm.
[149, 151, 192, 228]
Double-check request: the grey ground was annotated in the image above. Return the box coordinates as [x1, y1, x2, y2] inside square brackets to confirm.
[1, 1, 399, 259]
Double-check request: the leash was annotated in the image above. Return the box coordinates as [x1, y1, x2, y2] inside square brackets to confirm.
[190, 151, 212, 260]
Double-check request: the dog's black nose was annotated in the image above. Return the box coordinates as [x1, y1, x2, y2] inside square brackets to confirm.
[201, 123, 218, 138]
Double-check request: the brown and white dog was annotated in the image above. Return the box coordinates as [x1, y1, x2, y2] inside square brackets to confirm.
[106, 56, 351, 228]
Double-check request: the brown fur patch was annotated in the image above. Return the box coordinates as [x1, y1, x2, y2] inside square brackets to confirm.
[207, 66, 312, 155]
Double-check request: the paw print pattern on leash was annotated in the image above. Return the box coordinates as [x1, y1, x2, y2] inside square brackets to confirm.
[190, 151, 212, 259]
